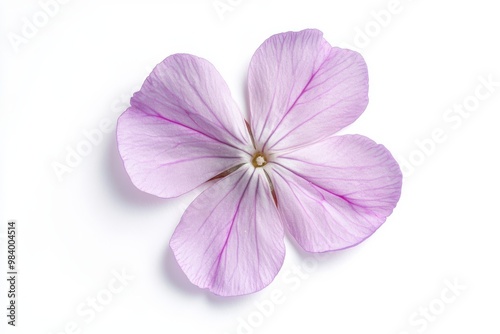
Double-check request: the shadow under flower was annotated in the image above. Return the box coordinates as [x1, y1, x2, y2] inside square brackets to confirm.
[162, 243, 253, 306]
[283, 226, 369, 268]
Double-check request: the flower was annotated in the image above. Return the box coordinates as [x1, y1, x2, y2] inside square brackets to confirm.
[117, 29, 402, 296]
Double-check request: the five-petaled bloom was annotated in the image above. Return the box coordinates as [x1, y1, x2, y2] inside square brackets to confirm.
[117, 29, 402, 296]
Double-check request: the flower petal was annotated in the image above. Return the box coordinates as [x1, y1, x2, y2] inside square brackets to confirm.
[269, 135, 402, 252]
[248, 29, 368, 152]
[117, 54, 253, 198]
[170, 166, 285, 296]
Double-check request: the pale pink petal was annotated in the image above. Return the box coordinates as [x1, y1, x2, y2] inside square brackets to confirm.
[170, 166, 285, 296]
[117, 54, 253, 198]
[268, 135, 402, 252]
[248, 29, 368, 152]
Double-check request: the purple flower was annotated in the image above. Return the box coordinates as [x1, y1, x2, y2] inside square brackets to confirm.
[117, 29, 402, 296]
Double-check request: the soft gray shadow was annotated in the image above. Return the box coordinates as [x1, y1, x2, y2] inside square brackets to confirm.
[283, 226, 365, 266]
[163, 244, 203, 296]
[107, 132, 248, 304]
[205, 286, 252, 307]
[162, 243, 252, 307]
[106, 133, 166, 207]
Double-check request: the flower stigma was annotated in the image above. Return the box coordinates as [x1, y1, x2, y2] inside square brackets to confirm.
[251, 152, 267, 168]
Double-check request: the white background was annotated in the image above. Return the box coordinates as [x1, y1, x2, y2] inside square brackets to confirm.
[1, 0, 499, 333]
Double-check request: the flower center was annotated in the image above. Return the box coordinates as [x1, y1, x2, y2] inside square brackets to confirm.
[251, 152, 267, 168]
